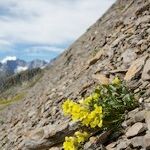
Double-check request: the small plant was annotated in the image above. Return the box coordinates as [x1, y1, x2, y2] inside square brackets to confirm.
[62, 77, 137, 150]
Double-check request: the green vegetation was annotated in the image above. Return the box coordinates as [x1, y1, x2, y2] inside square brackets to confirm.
[62, 77, 138, 150]
[0, 93, 25, 111]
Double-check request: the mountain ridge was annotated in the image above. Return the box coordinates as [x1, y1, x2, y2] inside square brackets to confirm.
[0, 57, 48, 78]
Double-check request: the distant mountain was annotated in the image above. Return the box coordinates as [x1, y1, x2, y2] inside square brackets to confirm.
[0, 58, 48, 78]
[28, 59, 47, 69]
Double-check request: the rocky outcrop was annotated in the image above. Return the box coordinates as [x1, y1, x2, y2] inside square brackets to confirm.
[0, 0, 150, 150]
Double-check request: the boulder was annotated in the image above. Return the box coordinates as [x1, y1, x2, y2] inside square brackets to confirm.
[131, 136, 144, 148]
[23, 121, 78, 150]
[143, 133, 150, 149]
[145, 111, 150, 131]
[92, 74, 109, 85]
[88, 50, 105, 66]
[142, 59, 150, 81]
[124, 56, 148, 81]
[126, 122, 146, 138]
[134, 110, 146, 122]
[116, 140, 130, 150]
[121, 49, 137, 67]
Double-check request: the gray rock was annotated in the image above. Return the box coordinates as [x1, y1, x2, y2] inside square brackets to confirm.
[111, 35, 127, 48]
[121, 49, 137, 67]
[128, 108, 139, 119]
[145, 111, 150, 131]
[144, 133, 150, 149]
[131, 136, 144, 148]
[142, 59, 150, 81]
[116, 140, 130, 150]
[126, 122, 146, 138]
[124, 55, 148, 81]
[134, 110, 146, 122]
[122, 119, 134, 128]
[23, 121, 78, 150]
[84, 131, 111, 150]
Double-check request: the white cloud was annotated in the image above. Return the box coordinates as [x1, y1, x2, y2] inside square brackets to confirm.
[1, 56, 16, 63]
[15, 66, 28, 73]
[0, 0, 115, 50]
[25, 46, 64, 53]
[0, 39, 13, 50]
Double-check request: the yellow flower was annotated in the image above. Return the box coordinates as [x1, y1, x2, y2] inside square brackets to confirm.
[75, 131, 89, 143]
[63, 137, 78, 150]
[112, 77, 121, 85]
[84, 95, 93, 105]
[62, 97, 103, 129]
[92, 93, 100, 101]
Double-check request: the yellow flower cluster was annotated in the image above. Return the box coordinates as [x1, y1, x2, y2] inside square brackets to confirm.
[82, 104, 103, 128]
[62, 96, 103, 128]
[63, 131, 89, 150]
[62, 99, 89, 122]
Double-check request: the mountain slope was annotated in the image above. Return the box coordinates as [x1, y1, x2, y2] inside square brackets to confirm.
[0, 0, 150, 149]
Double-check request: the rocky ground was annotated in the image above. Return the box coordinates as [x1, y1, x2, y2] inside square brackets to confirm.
[0, 0, 150, 149]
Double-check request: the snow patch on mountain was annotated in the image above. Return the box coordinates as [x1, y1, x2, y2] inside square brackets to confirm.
[1, 56, 17, 64]
[15, 66, 28, 73]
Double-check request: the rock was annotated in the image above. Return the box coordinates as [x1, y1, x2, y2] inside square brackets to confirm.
[145, 98, 150, 103]
[142, 59, 150, 81]
[49, 146, 62, 150]
[145, 103, 150, 111]
[143, 133, 150, 150]
[134, 110, 146, 122]
[84, 130, 111, 150]
[131, 136, 144, 148]
[92, 74, 109, 85]
[121, 49, 137, 67]
[111, 35, 127, 48]
[135, 15, 150, 26]
[128, 108, 139, 119]
[116, 140, 130, 150]
[23, 121, 78, 150]
[124, 56, 148, 81]
[122, 119, 134, 128]
[88, 50, 104, 66]
[145, 111, 150, 131]
[126, 122, 146, 138]
[106, 142, 117, 150]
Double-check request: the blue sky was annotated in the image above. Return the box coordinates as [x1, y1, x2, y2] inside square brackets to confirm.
[0, 0, 115, 62]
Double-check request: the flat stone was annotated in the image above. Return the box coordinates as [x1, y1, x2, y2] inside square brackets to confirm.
[124, 56, 148, 81]
[128, 108, 139, 119]
[88, 50, 105, 66]
[126, 122, 146, 138]
[122, 119, 134, 128]
[145, 111, 150, 130]
[121, 49, 137, 67]
[111, 35, 127, 48]
[142, 59, 150, 81]
[135, 15, 150, 26]
[144, 133, 150, 149]
[23, 121, 78, 150]
[134, 110, 146, 122]
[92, 74, 109, 85]
[116, 140, 130, 150]
[84, 131, 111, 150]
[106, 142, 117, 150]
[131, 136, 144, 148]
